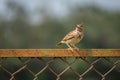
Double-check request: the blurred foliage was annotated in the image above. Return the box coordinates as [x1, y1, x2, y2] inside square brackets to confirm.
[0, 3, 120, 49]
[0, 1, 120, 80]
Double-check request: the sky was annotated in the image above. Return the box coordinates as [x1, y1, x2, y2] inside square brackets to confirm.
[0, 0, 120, 23]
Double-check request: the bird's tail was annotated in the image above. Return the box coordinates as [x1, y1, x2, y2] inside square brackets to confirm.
[56, 42, 63, 47]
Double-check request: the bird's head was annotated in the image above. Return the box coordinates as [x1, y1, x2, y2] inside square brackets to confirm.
[76, 23, 83, 32]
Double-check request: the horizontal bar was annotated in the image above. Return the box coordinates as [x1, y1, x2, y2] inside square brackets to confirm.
[0, 49, 120, 57]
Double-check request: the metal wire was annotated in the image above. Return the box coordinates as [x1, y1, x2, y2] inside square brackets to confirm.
[0, 57, 120, 80]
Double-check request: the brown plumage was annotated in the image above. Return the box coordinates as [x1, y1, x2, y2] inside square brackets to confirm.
[57, 23, 84, 49]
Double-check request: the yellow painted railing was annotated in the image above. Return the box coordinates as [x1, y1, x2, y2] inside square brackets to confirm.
[0, 49, 120, 57]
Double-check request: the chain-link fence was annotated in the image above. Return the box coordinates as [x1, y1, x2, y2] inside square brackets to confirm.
[0, 49, 120, 80]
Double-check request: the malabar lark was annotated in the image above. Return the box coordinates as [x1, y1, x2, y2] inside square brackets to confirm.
[57, 23, 84, 49]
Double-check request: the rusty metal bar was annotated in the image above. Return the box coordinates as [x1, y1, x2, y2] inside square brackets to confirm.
[0, 49, 120, 57]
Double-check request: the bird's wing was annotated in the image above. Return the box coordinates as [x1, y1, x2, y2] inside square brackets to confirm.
[62, 30, 77, 41]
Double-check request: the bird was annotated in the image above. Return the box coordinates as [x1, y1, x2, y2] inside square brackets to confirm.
[56, 23, 84, 50]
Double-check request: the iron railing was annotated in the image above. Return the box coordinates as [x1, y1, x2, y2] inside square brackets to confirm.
[0, 49, 120, 80]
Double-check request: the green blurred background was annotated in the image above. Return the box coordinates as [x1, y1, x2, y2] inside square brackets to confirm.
[0, 0, 120, 80]
[0, 0, 120, 49]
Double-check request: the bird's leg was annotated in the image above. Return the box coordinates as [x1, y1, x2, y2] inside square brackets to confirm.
[72, 44, 79, 50]
[66, 43, 73, 51]
[66, 43, 72, 48]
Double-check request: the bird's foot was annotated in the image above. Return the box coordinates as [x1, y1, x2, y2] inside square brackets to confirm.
[67, 48, 79, 52]
[74, 47, 79, 50]
[67, 48, 74, 51]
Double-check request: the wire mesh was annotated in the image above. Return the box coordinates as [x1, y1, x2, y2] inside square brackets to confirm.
[0, 57, 120, 80]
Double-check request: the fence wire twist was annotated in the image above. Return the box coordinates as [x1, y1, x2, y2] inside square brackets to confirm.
[0, 57, 120, 80]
